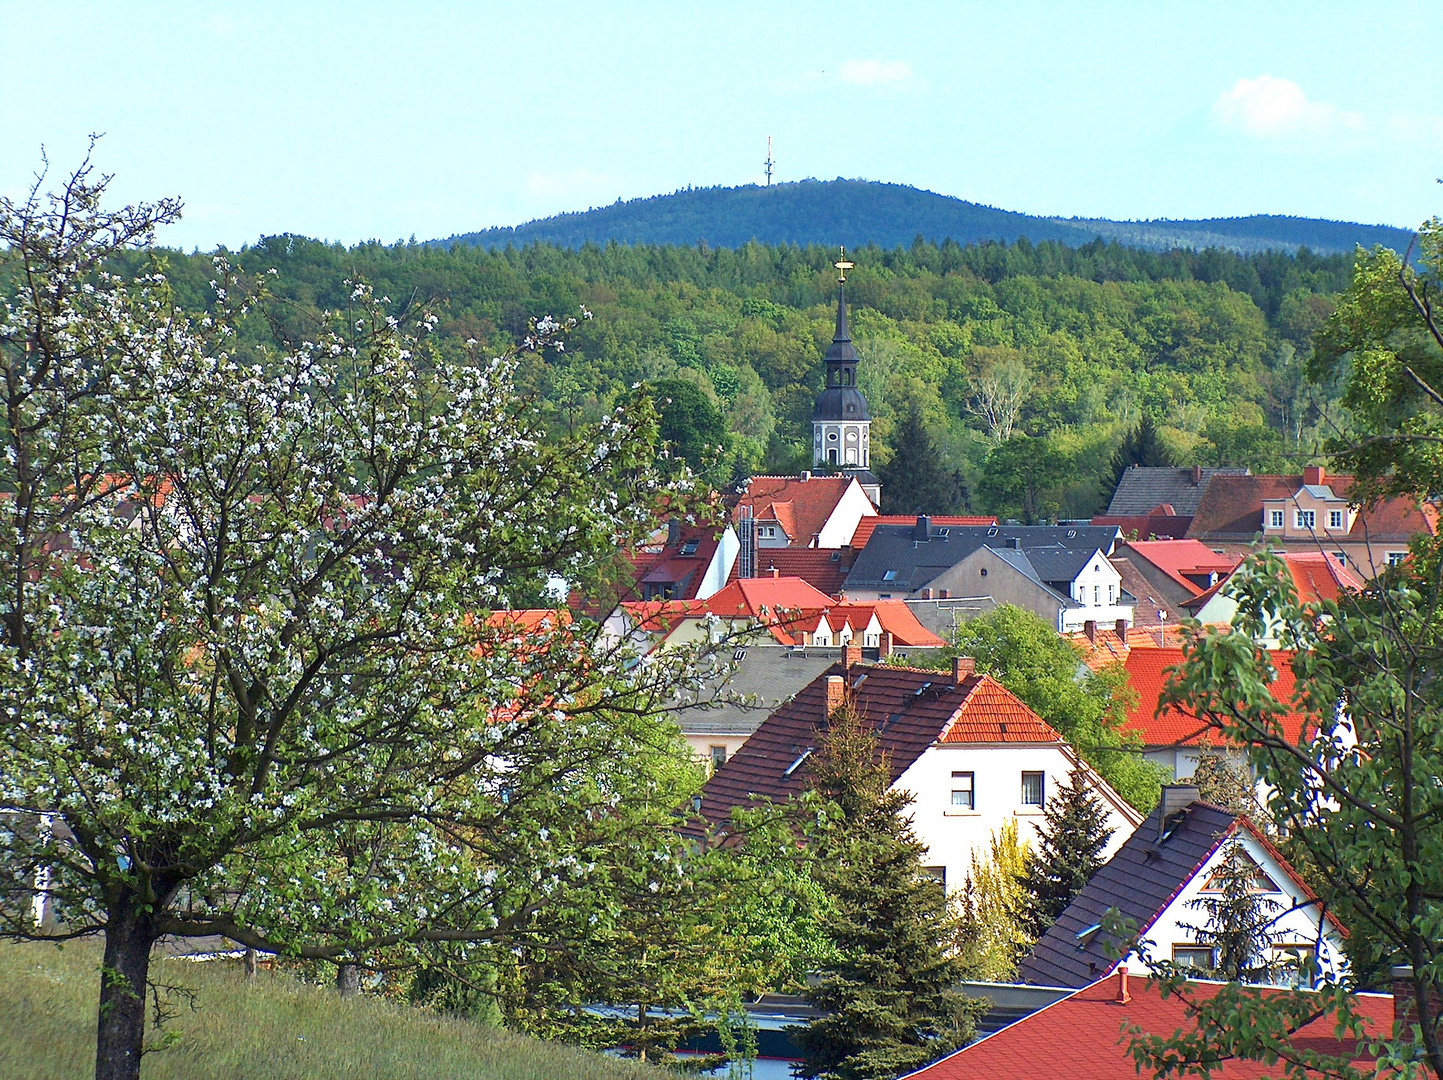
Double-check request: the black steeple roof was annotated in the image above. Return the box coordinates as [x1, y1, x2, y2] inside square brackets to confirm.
[813, 280, 870, 422]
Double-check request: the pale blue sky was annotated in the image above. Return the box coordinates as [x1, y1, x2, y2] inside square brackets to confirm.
[2, 1, 1439, 251]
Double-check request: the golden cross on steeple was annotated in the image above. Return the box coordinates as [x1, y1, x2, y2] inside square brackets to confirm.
[834, 246, 854, 283]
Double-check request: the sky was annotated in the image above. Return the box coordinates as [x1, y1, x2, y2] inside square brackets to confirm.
[2, 1, 1439, 251]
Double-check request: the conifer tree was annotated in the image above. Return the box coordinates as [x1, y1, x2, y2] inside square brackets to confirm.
[1020, 763, 1115, 938]
[1110, 412, 1172, 490]
[878, 402, 970, 514]
[1178, 839, 1286, 985]
[797, 704, 975, 1080]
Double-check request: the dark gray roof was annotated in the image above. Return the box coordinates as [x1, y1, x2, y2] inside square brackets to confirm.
[1019, 545, 1107, 587]
[1105, 467, 1249, 517]
[1016, 801, 1240, 988]
[844, 524, 1122, 593]
[813, 385, 871, 422]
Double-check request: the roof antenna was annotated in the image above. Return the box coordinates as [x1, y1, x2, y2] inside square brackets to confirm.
[764, 136, 775, 187]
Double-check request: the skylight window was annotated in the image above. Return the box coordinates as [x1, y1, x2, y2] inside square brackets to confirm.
[679, 540, 700, 556]
[782, 747, 814, 777]
[882, 570, 898, 581]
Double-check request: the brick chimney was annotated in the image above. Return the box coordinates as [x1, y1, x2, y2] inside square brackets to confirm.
[825, 675, 845, 719]
[1084, 619, 1097, 643]
[878, 631, 894, 659]
[1392, 965, 1442, 1027]
[843, 644, 863, 671]
[1191, 464, 1202, 484]
[939, 589, 950, 599]
[1303, 465, 1325, 486]
[769, 566, 780, 579]
[920, 587, 934, 600]
[1115, 966, 1131, 1004]
[1116, 618, 1129, 644]
[952, 656, 976, 685]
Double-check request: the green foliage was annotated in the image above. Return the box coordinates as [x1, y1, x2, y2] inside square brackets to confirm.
[1110, 413, 1173, 491]
[914, 606, 1165, 812]
[649, 377, 729, 483]
[878, 402, 970, 514]
[1176, 840, 1290, 985]
[0, 941, 667, 1080]
[1020, 764, 1116, 938]
[977, 434, 1070, 522]
[797, 706, 976, 1080]
[956, 821, 1033, 981]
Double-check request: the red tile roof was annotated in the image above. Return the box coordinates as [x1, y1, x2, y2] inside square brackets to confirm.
[868, 600, 945, 647]
[1109, 556, 1188, 627]
[733, 475, 861, 547]
[625, 522, 723, 601]
[1122, 539, 1242, 597]
[1121, 646, 1307, 747]
[698, 663, 1060, 823]
[705, 576, 838, 618]
[618, 599, 710, 633]
[1283, 551, 1364, 603]
[727, 549, 852, 597]
[848, 514, 998, 550]
[906, 973, 1391, 1080]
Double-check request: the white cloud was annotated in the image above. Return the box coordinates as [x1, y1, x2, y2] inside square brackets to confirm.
[839, 60, 913, 87]
[1211, 75, 1363, 139]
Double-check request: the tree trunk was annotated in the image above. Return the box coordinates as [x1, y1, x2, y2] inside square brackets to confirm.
[336, 962, 360, 998]
[94, 897, 156, 1080]
[243, 948, 258, 980]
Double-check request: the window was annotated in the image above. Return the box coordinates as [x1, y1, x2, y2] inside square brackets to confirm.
[828, 449, 838, 465]
[1108, 584, 1115, 603]
[1094, 585, 1100, 605]
[1172, 945, 1215, 969]
[709, 745, 728, 770]
[1388, 551, 1407, 566]
[1295, 509, 1316, 530]
[882, 569, 898, 581]
[1269, 509, 1284, 528]
[1021, 771, 1045, 806]
[1328, 510, 1344, 530]
[951, 771, 975, 809]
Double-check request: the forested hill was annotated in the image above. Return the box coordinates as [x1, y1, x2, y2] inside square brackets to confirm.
[436, 179, 1413, 257]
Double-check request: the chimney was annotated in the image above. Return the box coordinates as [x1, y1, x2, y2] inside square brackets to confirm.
[770, 566, 780, 579]
[667, 518, 681, 547]
[1191, 464, 1202, 484]
[1084, 619, 1098, 643]
[952, 656, 976, 685]
[843, 644, 863, 671]
[1116, 618, 1129, 644]
[1391, 965, 1442, 1027]
[1115, 966, 1131, 1004]
[1006, 536, 1021, 549]
[1157, 783, 1200, 842]
[800, 471, 811, 482]
[824, 675, 845, 719]
[921, 587, 933, 600]
[1303, 465, 1325, 486]
[914, 514, 930, 541]
[939, 589, 950, 599]
[878, 631, 894, 659]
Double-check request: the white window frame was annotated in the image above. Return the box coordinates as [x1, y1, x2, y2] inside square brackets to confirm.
[1021, 771, 1045, 806]
[1328, 509, 1344, 529]
[951, 771, 975, 809]
[1296, 509, 1316, 530]
[1269, 509, 1284, 528]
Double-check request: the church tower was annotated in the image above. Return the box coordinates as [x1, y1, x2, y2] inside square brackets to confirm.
[812, 248, 880, 506]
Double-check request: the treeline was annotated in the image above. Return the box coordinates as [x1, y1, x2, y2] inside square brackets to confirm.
[143, 233, 1357, 519]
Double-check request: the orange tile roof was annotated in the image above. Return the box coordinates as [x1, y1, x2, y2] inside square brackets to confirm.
[727, 548, 852, 596]
[906, 972, 1391, 1080]
[1188, 472, 1437, 542]
[848, 514, 998, 550]
[619, 599, 710, 633]
[705, 576, 838, 618]
[868, 600, 945, 647]
[733, 475, 859, 547]
[938, 676, 1061, 743]
[1121, 645, 1307, 747]
[1284, 551, 1365, 603]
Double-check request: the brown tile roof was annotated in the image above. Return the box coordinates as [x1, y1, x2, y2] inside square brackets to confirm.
[733, 475, 859, 547]
[1110, 556, 1188, 627]
[697, 662, 1060, 824]
[728, 548, 852, 596]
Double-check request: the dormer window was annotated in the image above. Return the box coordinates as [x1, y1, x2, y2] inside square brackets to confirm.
[1269, 510, 1284, 529]
[1296, 510, 1316, 530]
[1328, 510, 1344, 530]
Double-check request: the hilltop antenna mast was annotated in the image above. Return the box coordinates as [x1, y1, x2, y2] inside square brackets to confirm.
[764, 137, 774, 186]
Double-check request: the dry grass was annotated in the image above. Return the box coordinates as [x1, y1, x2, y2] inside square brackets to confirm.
[0, 941, 667, 1080]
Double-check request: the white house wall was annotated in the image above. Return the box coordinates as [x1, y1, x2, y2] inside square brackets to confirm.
[892, 743, 1138, 893]
[1125, 828, 1348, 983]
[815, 480, 877, 548]
[697, 526, 741, 600]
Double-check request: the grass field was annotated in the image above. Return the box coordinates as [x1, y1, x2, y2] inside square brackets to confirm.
[0, 941, 668, 1080]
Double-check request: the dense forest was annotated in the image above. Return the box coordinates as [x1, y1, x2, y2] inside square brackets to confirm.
[145, 233, 1365, 520]
[437, 179, 1415, 258]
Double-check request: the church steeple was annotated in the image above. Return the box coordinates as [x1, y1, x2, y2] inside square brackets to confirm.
[811, 247, 877, 505]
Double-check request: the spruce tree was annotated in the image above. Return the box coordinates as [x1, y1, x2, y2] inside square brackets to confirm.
[1179, 839, 1287, 984]
[1020, 763, 1115, 938]
[797, 705, 975, 1080]
[878, 402, 970, 514]
[1110, 412, 1172, 490]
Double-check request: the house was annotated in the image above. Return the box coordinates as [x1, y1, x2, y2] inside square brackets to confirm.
[1103, 465, 1251, 519]
[1115, 539, 1243, 609]
[697, 655, 1142, 889]
[731, 473, 876, 549]
[1185, 550, 1364, 642]
[904, 968, 1390, 1080]
[939, 543, 1135, 634]
[1017, 789, 1348, 988]
[1107, 553, 1188, 641]
[1186, 465, 1436, 577]
[628, 520, 740, 601]
[1119, 645, 1304, 781]
[842, 517, 1124, 602]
